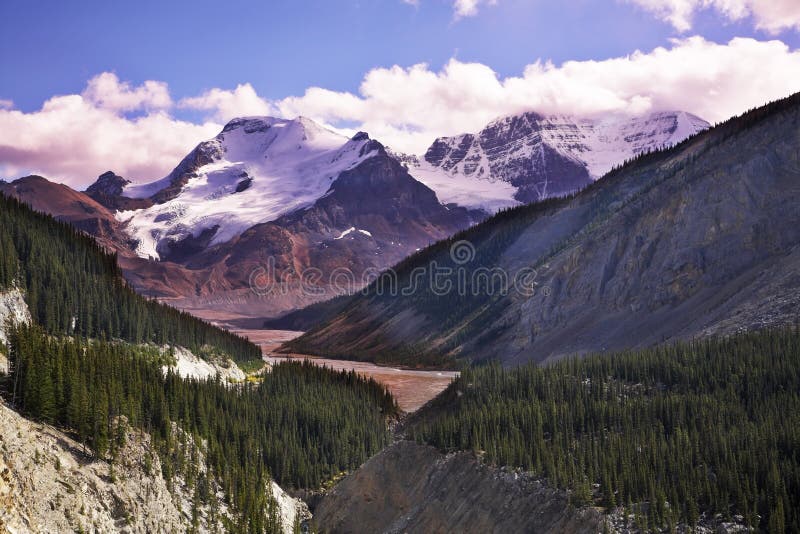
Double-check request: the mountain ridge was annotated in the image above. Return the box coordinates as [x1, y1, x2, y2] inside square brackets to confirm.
[7, 110, 709, 321]
[405, 110, 709, 209]
[283, 93, 800, 367]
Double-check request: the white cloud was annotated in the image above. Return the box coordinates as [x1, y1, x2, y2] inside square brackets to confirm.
[275, 36, 800, 154]
[453, 0, 497, 19]
[2, 36, 799, 187]
[82, 72, 172, 112]
[626, 0, 800, 34]
[178, 83, 274, 122]
[0, 77, 219, 188]
[400, 0, 497, 19]
[0, 99, 13, 110]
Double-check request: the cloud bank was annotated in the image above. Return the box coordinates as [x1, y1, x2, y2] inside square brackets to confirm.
[0, 73, 220, 188]
[275, 36, 800, 153]
[625, 0, 800, 34]
[1, 37, 799, 187]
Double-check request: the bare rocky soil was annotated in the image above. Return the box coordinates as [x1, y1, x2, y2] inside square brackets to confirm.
[313, 440, 604, 534]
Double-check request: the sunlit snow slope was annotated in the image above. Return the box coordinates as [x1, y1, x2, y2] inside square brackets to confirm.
[117, 117, 379, 259]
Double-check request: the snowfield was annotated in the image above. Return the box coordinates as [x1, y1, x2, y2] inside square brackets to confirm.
[408, 160, 520, 213]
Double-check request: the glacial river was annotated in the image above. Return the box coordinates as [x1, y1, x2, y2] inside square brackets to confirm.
[232, 329, 458, 413]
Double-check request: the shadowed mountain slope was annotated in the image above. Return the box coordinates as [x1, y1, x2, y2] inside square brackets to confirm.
[285, 93, 800, 368]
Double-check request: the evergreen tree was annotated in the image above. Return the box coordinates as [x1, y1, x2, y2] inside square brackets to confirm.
[411, 327, 800, 531]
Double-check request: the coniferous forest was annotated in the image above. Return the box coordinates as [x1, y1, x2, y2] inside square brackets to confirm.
[3, 324, 395, 532]
[0, 192, 398, 532]
[0, 193, 259, 363]
[410, 327, 800, 532]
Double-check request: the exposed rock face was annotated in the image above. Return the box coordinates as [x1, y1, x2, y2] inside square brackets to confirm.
[162, 345, 247, 382]
[0, 402, 200, 533]
[0, 401, 308, 533]
[289, 94, 800, 367]
[84, 171, 146, 211]
[313, 441, 603, 534]
[0, 289, 30, 373]
[272, 481, 311, 533]
[86, 171, 130, 198]
[0, 289, 30, 347]
[0, 176, 134, 253]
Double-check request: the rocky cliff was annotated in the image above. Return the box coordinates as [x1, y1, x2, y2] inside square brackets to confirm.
[0, 289, 30, 373]
[0, 400, 307, 533]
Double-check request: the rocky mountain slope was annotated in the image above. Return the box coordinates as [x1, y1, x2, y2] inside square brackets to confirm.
[286, 94, 800, 367]
[0, 288, 30, 373]
[0, 400, 307, 533]
[0, 175, 133, 253]
[406, 110, 709, 208]
[312, 440, 604, 533]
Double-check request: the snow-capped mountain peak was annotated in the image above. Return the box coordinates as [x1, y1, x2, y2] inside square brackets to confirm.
[405, 110, 709, 210]
[114, 116, 380, 260]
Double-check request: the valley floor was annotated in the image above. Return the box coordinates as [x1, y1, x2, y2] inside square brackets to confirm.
[236, 329, 458, 412]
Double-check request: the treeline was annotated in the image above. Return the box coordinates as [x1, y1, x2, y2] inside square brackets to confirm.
[3, 323, 396, 532]
[410, 327, 800, 532]
[0, 193, 259, 363]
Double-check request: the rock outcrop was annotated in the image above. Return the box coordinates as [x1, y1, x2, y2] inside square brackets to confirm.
[0, 289, 30, 373]
[313, 440, 603, 534]
[0, 401, 308, 533]
[0, 402, 196, 533]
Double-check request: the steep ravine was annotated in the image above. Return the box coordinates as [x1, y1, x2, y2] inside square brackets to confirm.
[312, 440, 604, 534]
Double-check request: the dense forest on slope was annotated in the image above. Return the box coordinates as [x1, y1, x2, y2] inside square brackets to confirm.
[286, 92, 800, 368]
[0, 193, 259, 363]
[0, 191, 398, 532]
[409, 327, 800, 532]
[3, 323, 396, 532]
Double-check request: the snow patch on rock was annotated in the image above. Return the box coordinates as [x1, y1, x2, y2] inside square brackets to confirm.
[334, 227, 373, 240]
[408, 161, 520, 213]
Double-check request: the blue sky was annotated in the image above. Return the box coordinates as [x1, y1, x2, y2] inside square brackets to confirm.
[2, 0, 797, 111]
[1, 0, 799, 185]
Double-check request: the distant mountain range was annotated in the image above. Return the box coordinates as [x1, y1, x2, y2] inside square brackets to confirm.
[0, 110, 708, 322]
[284, 93, 800, 368]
